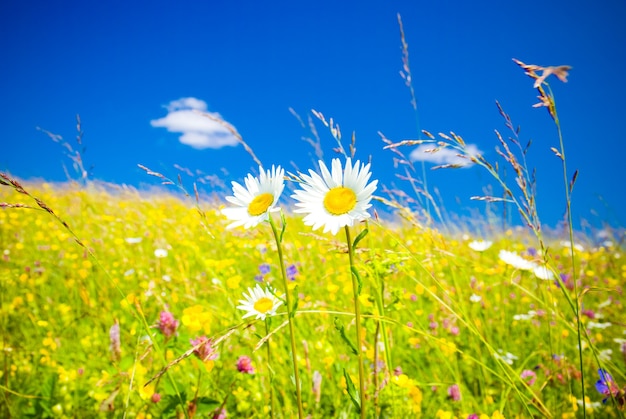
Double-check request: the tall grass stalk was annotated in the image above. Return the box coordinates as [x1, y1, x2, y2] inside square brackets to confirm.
[264, 319, 276, 419]
[345, 226, 366, 418]
[547, 83, 587, 415]
[268, 215, 304, 419]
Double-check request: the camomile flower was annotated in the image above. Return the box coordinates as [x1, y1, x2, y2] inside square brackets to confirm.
[237, 284, 284, 321]
[221, 165, 284, 229]
[498, 250, 536, 271]
[533, 265, 554, 280]
[468, 240, 493, 252]
[291, 157, 378, 235]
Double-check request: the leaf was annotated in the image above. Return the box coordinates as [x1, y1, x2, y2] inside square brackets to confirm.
[195, 397, 221, 412]
[279, 211, 287, 243]
[334, 317, 358, 355]
[352, 228, 368, 249]
[343, 368, 361, 413]
[290, 287, 299, 319]
[351, 266, 363, 295]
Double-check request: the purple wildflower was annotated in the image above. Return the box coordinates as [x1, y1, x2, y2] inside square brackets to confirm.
[259, 263, 271, 275]
[596, 369, 619, 403]
[447, 384, 461, 401]
[520, 369, 537, 386]
[312, 370, 322, 403]
[212, 407, 228, 419]
[190, 336, 218, 362]
[109, 322, 121, 361]
[286, 264, 298, 280]
[581, 309, 595, 319]
[158, 310, 178, 339]
[236, 355, 255, 374]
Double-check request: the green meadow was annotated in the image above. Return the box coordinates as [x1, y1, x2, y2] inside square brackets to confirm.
[1, 61, 625, 418]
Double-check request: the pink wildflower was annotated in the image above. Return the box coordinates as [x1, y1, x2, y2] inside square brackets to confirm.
[190, 336, 218, 362]
[447, 384, 461, 401]
[158, 310, 179, 338]
[520, 369, 537, 386]
[236, 355, 255, 374]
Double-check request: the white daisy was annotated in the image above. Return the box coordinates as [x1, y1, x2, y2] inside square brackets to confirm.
[291, 158, 378, 235]
[498, 250, 536, 271]
[237, 284, 284, 320]
[154, 248, 168, 258]
[533, 265, 554, 280]
[468, 240, 493, 252]
[469, 293, 482, 303]
[221, 165, 285, 229]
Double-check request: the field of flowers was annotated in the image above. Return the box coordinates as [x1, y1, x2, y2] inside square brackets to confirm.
[1, 58, 626, 418]
[0, 172, 624, 418]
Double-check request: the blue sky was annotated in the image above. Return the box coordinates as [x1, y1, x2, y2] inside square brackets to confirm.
[1, 0, 625, 232]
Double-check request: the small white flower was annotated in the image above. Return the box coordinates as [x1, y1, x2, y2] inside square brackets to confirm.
[468, 240, 493, 252]
[221, 165, 285, 229]
[494, 349, 518, 365]
[237, 284, 284, 321]
[291, 158, 378, 235]
[469, 294, 482, 303]
[577, 399, 601, 410]
[513, 311, 536, 321]
[559, 240, 585, 252]
[125, 237, 143, 244]
[598, 349, 613, 362]
[498, 250, 536, 271]
[154, 248, 168, 258]
[587, 321, 612, 329]
[533, 265, 554, 280]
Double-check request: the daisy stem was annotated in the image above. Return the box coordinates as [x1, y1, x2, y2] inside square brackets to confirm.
[268, 215, 304, 419]
[265, 319, 276, 419]
[345, 225, 366, 418]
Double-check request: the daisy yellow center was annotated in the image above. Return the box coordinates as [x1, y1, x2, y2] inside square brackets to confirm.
[248, 193, 274, 216]
[324, 187, 357, 215]
[253, 297, 274, 313]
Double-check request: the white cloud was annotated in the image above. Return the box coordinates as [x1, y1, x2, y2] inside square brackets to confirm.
[151, 97, 239, 150]
[409, 143, 480, 167]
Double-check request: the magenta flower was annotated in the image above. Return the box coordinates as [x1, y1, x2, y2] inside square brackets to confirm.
[447, 384, 461, 401]
[520, 369, 537, 386]
[236, 355, 255, 374]
[109, 322, 121, 361]
[158, 310, 179, 339]
[190, 336, 218, 362]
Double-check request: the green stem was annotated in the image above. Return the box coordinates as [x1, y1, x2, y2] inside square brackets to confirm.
[269, 215, 304, 419]
[552, 90, 585, 416]
[265, 319, 276, 419]
[345, 226, 366, 418]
